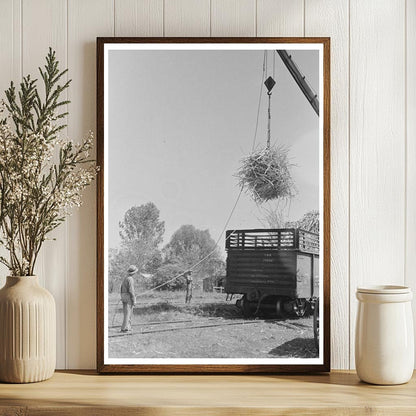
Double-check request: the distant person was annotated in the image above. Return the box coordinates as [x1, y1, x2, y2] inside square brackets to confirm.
[184, 270, 193, 304]
[120, 265, 138, 332]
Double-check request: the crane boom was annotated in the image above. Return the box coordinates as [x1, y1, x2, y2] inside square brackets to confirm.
[276, 50, 319, 116]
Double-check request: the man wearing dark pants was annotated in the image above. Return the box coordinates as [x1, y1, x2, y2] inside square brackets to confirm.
[120, 265, 138, 332]
[184, 270, 193, 304]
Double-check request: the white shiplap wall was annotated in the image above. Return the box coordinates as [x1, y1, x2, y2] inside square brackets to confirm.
[0, 0, 414, 370]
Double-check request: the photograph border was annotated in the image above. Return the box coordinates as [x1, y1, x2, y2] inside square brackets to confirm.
[96, 37, 330, 374]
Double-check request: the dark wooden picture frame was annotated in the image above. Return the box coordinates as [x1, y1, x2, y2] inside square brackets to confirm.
[97, 37, 330, 374]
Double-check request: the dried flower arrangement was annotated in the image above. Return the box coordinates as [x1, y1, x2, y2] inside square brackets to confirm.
[0, 49, 96, 276]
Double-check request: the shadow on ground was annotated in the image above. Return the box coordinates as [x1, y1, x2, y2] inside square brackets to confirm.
[268, 338, 318, 358]
[132, 302, 183, 315]
[128, 302, 314, 322]
[130, 301, 243, 320]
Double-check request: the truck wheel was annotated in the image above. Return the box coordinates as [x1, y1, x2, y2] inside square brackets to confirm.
[294, 299, 307, 317]
[313, 298, 319, 349]
[275, 299, 286, 318]
[241, 296, 253, 319]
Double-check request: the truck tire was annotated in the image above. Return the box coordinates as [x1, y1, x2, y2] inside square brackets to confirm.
[241, 295, 254, 319]
[313, 298, 319, 349]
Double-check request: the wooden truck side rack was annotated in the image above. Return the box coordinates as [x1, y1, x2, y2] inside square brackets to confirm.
[226, 228, 319, 255]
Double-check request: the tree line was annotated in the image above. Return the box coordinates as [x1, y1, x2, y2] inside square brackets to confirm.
[108, 202, 224, 292]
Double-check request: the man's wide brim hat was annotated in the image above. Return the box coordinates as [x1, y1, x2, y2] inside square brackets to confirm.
[127, 265, 138, 275]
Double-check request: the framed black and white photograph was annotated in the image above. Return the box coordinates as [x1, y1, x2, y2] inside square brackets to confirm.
[97, 37, 330, 373]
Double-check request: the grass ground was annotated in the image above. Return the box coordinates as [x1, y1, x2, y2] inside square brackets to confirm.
[108, 290, 318, 359]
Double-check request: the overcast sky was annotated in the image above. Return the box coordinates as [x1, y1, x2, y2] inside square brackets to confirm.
[108, 48, 319, 253]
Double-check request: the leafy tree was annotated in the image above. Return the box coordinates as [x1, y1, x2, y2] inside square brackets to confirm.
[109, 202, 165, 291]
[152, 261, 184, 291]
[154, 225, 224, 290]
[165, 225, 216, 260]
[119, 202, 164, 247]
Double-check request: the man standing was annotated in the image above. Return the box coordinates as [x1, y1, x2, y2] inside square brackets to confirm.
[120, 265, 138, 332]
[184, 270, 193, 304]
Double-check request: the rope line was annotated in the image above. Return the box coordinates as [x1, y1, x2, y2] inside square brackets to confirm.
[136, 187, 243, 298]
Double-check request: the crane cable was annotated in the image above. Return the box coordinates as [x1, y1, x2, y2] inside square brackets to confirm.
[251, 51, 267, 151]
[253, 50, 276, 150]
[266, 50, 276, 149]
[266, 84, 272, 149]
[136, 187, 243, 298]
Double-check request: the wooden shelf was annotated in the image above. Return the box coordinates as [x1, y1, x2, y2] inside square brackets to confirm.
[0, 370, 415, 415]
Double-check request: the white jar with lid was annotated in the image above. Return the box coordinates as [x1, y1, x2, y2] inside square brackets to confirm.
[355, 285, 414, 385]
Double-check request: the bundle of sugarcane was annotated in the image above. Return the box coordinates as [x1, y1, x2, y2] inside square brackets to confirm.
[237, 145, 296, 203]
[297, 210, 319, 233]
[287, 210, 319, 233]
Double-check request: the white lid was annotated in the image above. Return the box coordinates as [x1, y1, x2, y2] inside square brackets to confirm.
[357, 285, 411, 294]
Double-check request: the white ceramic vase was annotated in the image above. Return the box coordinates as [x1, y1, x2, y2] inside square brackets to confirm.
[355, 285, 414, 385]
[0, 276, 56, 383]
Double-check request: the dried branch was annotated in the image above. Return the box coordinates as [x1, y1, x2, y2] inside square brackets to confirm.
[0, 49, 96, 276]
